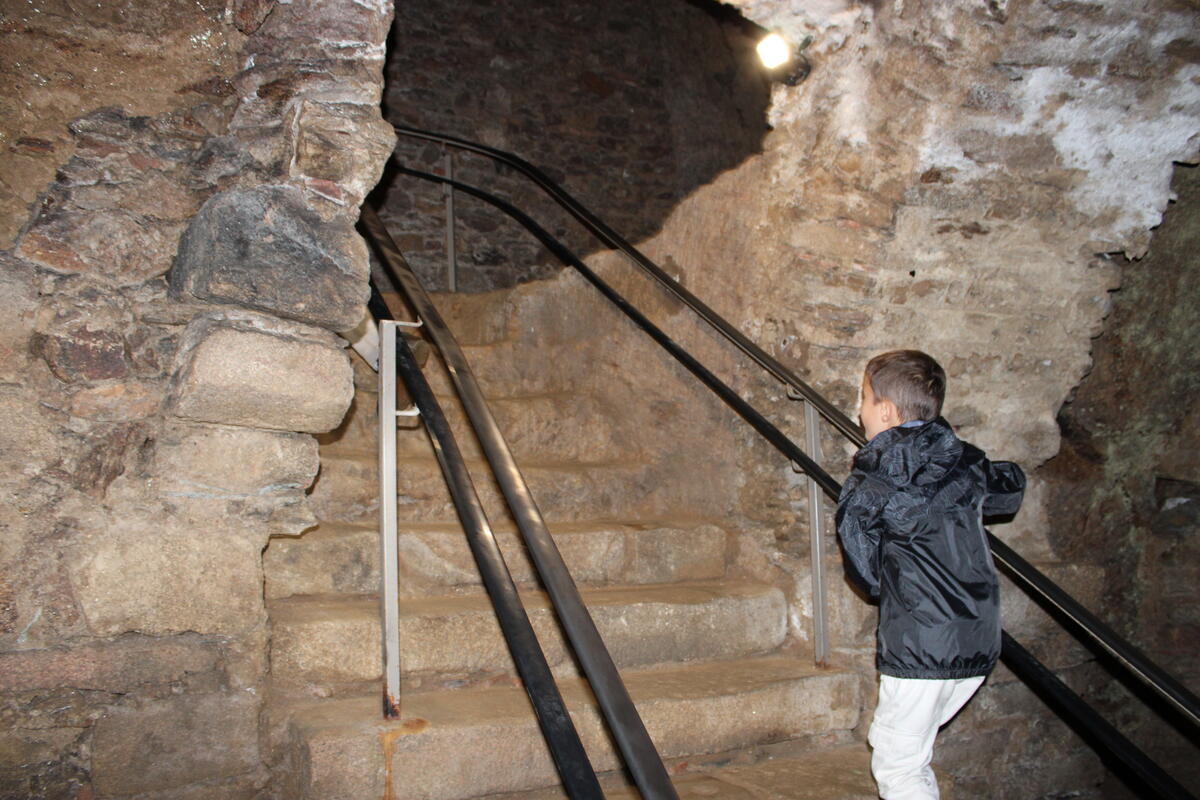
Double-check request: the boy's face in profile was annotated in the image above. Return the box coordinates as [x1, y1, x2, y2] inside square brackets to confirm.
[859, 373, 900, 440]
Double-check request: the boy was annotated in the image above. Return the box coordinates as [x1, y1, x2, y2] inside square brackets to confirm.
[836, 350, 1025, 800]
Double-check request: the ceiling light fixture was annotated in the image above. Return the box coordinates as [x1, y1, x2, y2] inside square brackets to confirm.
[756, 33, 790, 69]
[756, 33, 813, 86]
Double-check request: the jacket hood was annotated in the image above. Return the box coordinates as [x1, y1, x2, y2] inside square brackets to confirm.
[853, 417, 965, 489]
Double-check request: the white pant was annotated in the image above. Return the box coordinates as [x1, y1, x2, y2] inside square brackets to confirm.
[867, 674, 985, 800]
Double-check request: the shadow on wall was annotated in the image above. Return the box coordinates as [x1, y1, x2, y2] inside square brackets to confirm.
[371, 0, 772, 292]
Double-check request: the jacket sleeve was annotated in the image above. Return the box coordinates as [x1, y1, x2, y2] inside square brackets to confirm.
[982, 460, 1026, 517]
[836, 473, 886, 601]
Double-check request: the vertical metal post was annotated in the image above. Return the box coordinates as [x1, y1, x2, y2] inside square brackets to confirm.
[443, 147, 457, 292]
[805, 400, 829, 667]
[379, 321, 402, 717]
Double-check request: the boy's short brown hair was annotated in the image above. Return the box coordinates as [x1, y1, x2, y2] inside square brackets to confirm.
[865, 350, 946, 422]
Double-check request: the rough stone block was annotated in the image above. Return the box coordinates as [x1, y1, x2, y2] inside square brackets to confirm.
[16, 207, 179, 285]
[170, 185, 370, 331]
[0, 385, 67, 488]
[68, 513, 266, 637]
[251, 0, 392, 64]
[155, 421, 319, 498]
[0, 635, 221, 693]
[289, 100, 396, 207]
[169, 311, 353, 433]
[61, 379, 165, 422]
[91, 691, 259, 796]
[230, 0, 276, 33]
[31, 286, 132, 383]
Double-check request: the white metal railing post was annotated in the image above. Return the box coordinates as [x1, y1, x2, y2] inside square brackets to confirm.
[379, 321, 402, 716]
[443, 147, 457, 292]
[804, 399, 830, 666]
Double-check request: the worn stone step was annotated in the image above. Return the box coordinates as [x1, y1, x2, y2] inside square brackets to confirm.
[307, 452, 683, 524]
[264, 520, 728, 600]
[426, 290, 516, 346]
[482, 743, 881, 799]
[318, 388, 637, 464]
[423, 339, 589, 398]
[268, 580, 787, 690]
[282, 656, 862, 800]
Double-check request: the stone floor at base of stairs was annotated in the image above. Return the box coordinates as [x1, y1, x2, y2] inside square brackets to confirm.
[478, 740, 957, 800]
[283, 657, 864, 800]
[478, 742, 882, 800]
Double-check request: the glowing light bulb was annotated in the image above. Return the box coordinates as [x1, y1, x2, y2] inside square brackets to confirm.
[757, 33, 791, 69]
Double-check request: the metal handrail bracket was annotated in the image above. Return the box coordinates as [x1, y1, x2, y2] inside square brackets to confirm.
[804, 400, 829, 666]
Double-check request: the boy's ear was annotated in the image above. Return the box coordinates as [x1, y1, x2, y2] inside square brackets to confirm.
[880, 398, 900, 425]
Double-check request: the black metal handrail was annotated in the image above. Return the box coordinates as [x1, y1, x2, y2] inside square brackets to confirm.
[390, 124, 1200, 735]
[382, 160, 1198, 799]
[376, 303, 602, 798]
[361, 206, 680, 800]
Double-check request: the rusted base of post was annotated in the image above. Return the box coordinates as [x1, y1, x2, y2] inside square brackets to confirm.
[382, 686, 401, 719]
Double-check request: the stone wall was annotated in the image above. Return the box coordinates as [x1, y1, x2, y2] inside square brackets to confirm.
[1040, 162, 1200, 795]
[374, 0, 771, 292]
[0, 1, 393, 796]
[0, 0, 248, 249]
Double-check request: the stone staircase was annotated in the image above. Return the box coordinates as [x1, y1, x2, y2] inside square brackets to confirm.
[262, 286, 876, 799]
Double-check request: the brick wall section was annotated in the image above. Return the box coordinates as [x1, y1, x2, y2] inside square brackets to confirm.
[375, 0, 770, 291]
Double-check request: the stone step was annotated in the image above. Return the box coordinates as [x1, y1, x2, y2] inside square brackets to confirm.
[268, 580, 787, 690]
[482, 743, 880, 799]
[282, 656, 862, 800]
[318, 388, 637, 464]
[307, 452, 681, 524]
[426, 290, 516, 346]
[423, 339, 589, 398]
[264, 520, 728, 600]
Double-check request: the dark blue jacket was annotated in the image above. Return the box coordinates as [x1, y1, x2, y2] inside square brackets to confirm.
[836, 417, 1025, 679]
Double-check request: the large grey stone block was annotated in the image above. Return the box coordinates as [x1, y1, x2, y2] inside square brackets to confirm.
[68, 512, 265, 637]
[92, 691, 259, 796]
[169, 311, 353, 433]
[170, 185, 369, 331]
[287, 100, 396, 207]
[0, 635, 221, 693]
[155, 421, 319, 498]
